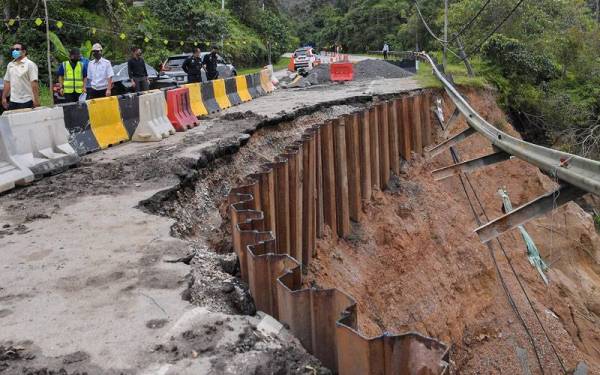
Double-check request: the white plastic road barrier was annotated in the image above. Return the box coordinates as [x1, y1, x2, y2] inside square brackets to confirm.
[133, 90, 176, 142]
[2, 107, 79, 177]
[0, 117, 34, 193]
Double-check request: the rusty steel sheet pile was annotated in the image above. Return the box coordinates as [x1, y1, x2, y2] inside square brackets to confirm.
[228, 92, 449, 374]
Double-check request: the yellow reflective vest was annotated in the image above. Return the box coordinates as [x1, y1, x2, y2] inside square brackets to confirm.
[63, 61, 84, 94]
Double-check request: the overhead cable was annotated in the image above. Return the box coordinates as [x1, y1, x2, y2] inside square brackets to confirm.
[465, 0, 526, 57]
[448, 0, 493, 43]
[413, 0, 462, 59]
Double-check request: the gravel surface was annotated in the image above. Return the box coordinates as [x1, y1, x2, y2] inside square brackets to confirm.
[280, 60, 413, 89]
[353, 59, 413, 80]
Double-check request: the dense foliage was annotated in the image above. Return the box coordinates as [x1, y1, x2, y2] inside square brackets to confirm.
[3, 0, 600, 158]
[1, 0, 295, 83]
[288, 0, 600, 158]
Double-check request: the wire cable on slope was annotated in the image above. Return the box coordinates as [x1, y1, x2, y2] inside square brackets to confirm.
[434, 115, 547, 375]
[434, 96, 567, 373]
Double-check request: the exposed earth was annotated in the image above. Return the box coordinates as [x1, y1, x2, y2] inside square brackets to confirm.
[1, 61, 599, 374]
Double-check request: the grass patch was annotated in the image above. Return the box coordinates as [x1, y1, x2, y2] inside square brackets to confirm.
[415, 52, 489, 89]
[594, 213, 600, 232]
[39, 84, 54, 107]
[237, 57, 290, 75]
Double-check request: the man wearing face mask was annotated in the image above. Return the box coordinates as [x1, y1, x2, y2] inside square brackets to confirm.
[2, 43, 40, 110]
[127, 47, 149, 92]
[87, 43, 114, 99]
[56, 48, 87, 103]
[202, 46, 220, 81]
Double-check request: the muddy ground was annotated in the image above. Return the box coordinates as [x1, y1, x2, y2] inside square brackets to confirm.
[302, 89, 600, 374]
[2, 69, 599, 374]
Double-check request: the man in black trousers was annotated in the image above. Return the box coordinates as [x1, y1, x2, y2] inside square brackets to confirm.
[202, 46, 220, 81]
[128, 47, 149, 92]
[182, 47, 203, 83]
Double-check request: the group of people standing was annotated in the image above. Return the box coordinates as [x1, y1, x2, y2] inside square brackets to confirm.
[2, 42, 222, 110]
[182, 46, 220, 83]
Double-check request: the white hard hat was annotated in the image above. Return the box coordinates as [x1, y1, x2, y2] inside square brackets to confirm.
[92, 43, 103, 51]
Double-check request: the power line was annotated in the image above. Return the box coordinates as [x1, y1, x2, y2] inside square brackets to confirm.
[413, 0, 444, 42]
[413, 0, 462, 59]
[448, 0, 493, 43]
[465, 0, 527, 57]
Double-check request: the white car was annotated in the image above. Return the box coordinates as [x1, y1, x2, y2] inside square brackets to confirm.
[293, 47, 316, 70]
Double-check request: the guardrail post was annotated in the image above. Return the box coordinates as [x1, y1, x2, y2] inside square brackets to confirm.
[333, 118, 350, 237]
[321, 120, 338, 237]
[421, 92, 433, 147]
[369, 107, 381, 191]
[359, 110, 372, 202]
[345, 113, 361, 222]
[411, 95, 423, 154]
[388, 100, 400, 175]
[378, 103, 391, 188]
[400, 97, 412, 159]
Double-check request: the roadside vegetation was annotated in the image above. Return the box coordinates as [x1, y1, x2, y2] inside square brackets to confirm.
[288, 0, 600, 160]
[3, 0, 600, 159]
[1, 0, 296, 80]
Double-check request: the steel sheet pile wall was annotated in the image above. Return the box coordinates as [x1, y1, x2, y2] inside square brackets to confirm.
[228, 92, 449, 374]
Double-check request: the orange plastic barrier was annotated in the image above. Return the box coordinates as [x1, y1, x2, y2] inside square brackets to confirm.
[330, 62, 354, 82]
[166, 88, 198, 131]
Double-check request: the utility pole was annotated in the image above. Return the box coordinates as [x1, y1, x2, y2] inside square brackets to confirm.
[456, 35, 474, 77]
[221, 0, 224, 52]
[43, 0, 52, 92]
[443, 0, 448, 71]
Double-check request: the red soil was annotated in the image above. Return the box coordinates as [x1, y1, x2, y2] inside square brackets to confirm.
[305, 88, 600, 374]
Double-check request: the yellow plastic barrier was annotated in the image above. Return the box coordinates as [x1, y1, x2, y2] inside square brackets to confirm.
[184, 83, 209, 117]
[87, 96, 129, 148]
[260, 69, 274, 93]
[212, 79, 232, 110]
[235, 75, 253, 102]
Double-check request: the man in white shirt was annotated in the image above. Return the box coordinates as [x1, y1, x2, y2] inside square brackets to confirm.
[383, 42, 390, 60]
[2, 43, 40, 110]
[87, 43, 114, 99]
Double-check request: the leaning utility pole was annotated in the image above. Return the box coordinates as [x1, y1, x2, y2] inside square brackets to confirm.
[43, 0, 52, 91]
[443, 0, 448, 70]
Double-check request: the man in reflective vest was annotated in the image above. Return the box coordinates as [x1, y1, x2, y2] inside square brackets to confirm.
[57, 48, 87, 103]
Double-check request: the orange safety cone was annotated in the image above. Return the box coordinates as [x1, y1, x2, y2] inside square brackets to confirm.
[288, 56, 295, 72]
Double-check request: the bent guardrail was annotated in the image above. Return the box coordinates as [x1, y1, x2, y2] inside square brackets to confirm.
[417, 51, 600, 243]
[417, 51, 600, 197]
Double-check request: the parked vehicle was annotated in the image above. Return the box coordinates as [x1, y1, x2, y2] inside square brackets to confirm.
[111, 62, 175, 95]
[292, 47, 316, 70]
[160, 53, 236, 84]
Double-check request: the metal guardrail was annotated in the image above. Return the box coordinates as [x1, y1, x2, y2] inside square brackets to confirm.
[417, 52, 600, 197]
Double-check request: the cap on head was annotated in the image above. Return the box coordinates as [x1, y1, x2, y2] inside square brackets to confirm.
[92, 43, 103, 51]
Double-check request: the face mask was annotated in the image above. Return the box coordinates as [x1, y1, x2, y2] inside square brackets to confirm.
[70, 57, 79, 63]
[211, 51, 217, 56]
[92, 51, 101, 59]
[11, 50, 21, 59]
